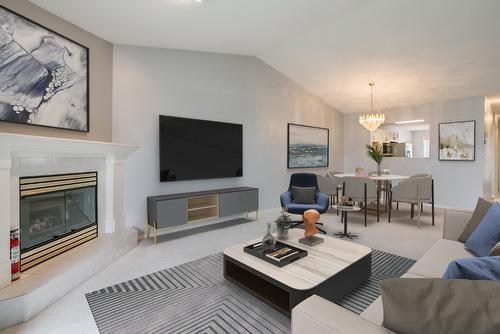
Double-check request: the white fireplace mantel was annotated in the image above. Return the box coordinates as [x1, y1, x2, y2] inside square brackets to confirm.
[0, 132, 138, 290]
[0, 132, 137, 159]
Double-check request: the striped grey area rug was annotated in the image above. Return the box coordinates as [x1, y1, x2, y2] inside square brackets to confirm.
[336, 250, 415, 314]
[86, 250, 415, 334]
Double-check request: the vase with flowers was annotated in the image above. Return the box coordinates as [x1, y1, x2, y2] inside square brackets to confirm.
[366, 144, 384, 176]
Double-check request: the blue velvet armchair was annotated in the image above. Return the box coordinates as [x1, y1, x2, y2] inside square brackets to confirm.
[280, 173, 329, 233]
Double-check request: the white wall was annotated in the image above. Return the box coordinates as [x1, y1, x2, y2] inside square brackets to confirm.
[113, 45, 344, 230]
[344, 96, 486, 209]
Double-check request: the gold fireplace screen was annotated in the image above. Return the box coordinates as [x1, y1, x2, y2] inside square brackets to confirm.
[20, 172, 97, 271]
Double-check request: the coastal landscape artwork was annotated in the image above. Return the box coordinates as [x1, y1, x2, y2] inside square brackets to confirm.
[439, 121, 475, 161]
[288, 123, 329, 168]
[0, 6, 89, 132]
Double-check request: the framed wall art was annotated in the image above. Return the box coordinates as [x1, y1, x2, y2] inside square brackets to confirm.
[438, 120, 475, 161]
[287, 123, 329, 168]
[0, 5, 89, 132]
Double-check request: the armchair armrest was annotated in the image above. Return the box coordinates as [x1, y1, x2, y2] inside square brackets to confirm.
[315, 192, 329, 209]
[280, 191, 293, 208]
[292, 295, 395, 334]
[443, 208, 473, 241]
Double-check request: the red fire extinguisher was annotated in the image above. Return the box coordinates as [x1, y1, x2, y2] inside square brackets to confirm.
[10, 229, 20, 281]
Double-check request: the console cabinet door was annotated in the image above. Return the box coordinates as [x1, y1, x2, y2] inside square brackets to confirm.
[219, 192, 242, 217]
[241, 190, 258, 212]
[156, 199, 187, 228]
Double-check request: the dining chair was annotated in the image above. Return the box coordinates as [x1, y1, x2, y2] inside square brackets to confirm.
[326, 171, 344, 190]
[326, 170, 344, 215]
[389, 176, 434, 227]
[395, 173, 431, 212]
[326, 170, 343, 179]
[342, 176, 379, 227]
[316, 174, 339, 209]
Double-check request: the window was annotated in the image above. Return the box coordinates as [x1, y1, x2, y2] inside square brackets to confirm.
[423, 138, 430, 158]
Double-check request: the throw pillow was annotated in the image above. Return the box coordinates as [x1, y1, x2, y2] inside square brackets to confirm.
[291, 186, 316, 204]
[442, 256, 500, 281]
[381, 278, 500, 334]
[465, 203, 500, 256]
[490, 242, 500, 256]
[458, 197, 492, 242]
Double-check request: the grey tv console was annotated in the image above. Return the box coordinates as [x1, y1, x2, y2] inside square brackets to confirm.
[146, 187, 259, 243]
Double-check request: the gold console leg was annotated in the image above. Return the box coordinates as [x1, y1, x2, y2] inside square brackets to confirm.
[146, 221, 150, 239]
[154, 222, 158, 244]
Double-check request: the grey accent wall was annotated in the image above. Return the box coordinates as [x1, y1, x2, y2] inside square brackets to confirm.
[0, 0, 113, 142]
[344, 96, 486, 208]
[112, 45, 344, 230]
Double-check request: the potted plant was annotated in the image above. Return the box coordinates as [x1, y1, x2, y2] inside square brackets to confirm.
[366, 144, 384, 176]
[274, 212, 291, 240]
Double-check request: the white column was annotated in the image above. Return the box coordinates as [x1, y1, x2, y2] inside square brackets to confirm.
[0, 156, 11, 289]
[105, 156, 125, 233]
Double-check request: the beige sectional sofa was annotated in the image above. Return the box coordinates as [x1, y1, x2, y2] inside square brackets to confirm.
[291, 208, 475, 334]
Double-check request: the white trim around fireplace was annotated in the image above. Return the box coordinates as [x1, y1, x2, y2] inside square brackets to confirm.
[0, 132, 138, 290]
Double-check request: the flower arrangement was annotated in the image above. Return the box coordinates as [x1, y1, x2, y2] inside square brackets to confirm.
[366, 144, 384, 175]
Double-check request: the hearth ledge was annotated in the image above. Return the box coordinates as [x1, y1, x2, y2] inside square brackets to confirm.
[0, 227, 138, 330]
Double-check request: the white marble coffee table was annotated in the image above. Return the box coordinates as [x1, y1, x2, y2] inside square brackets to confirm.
[223, 229, 372, 316]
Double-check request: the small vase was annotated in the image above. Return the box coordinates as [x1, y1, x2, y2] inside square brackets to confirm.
[262, 222, 276, 251]
[277, 226, 289, 240]
[377, 164, 382, 176]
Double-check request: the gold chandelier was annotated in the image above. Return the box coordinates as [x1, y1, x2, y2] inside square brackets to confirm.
[359, 82, 385, 132]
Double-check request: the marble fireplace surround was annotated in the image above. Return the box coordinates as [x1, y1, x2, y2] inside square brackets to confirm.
[0, 132, 138, 291]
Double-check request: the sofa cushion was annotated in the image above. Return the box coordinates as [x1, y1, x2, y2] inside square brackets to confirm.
[443, 256, 500, 280]
[292, 295, 395, 334]
[361, 273, 424, 326]
[458, 197, 492, 242]
[285, 203, 324, 212]
[465, 203, 500, 256]
[380, 278, 500, 334]
[292, 186, 316, 204]
[407, 239, 475, 278]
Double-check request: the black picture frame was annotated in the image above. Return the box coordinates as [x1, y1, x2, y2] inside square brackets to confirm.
[287, 123, 329, 169]
[0, 5, 90, 133]
[438, 120, 475, 161]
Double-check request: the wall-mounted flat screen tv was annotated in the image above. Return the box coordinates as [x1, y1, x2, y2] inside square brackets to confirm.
[159, 115, 243, 182]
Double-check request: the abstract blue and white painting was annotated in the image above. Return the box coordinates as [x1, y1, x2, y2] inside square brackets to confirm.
[288, 123, 329, 168]
[0, 6, 88, 132]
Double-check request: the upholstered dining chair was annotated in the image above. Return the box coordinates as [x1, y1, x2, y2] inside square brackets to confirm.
[342, 176, 379, 226]
[280, 173, 329, 234]
[326, 170, 344, 214]
[316, 174, 339, 208]
[326, 170, 343, 180]
[389, 176, 434, 227]
[395, 173, 431, 212]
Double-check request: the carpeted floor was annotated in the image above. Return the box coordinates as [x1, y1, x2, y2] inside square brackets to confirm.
[86, 250, 415, 334]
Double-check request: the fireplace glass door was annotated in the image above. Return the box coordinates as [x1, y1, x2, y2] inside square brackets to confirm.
[66, 187, 96, 232]
[20, 186, 97, 252]
[20, 191, 67, 250]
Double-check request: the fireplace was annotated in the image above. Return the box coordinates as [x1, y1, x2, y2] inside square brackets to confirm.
[19, 172, 98, 271]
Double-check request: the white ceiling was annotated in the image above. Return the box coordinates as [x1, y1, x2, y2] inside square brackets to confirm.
[31, 0, 500, 113]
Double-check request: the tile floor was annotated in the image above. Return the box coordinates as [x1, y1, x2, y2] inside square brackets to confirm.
[1, 203, 443, 334]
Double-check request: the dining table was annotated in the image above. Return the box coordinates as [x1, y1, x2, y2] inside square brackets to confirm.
[334, 173, 409, 213]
